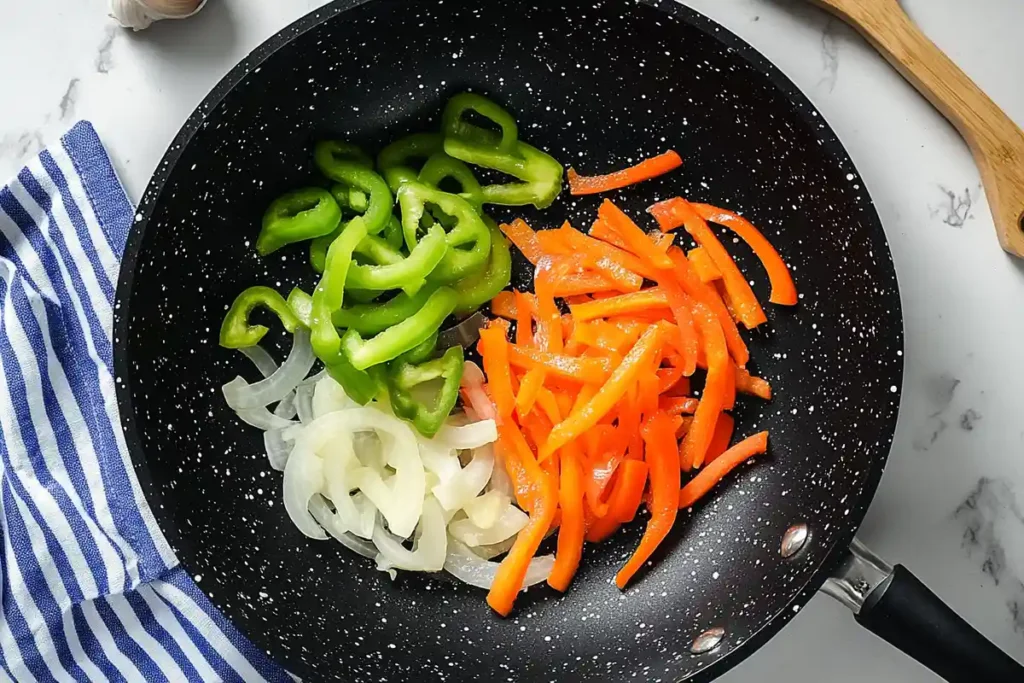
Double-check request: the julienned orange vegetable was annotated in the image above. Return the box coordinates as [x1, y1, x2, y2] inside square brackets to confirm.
[680, 301, 732, 471]
[692, 204, 798, 306]
[705, 413, 735, 464]
[589, 217, 674, 255]
[736, 367, 772, 400]
[508, 346, 612, 384]
[557, 223, 662, 281]
[678, 432, 769, 509]
[491, 290, 518, 319]
[549, 449, 585, 591]
[569, 287, 671, 322]
[688, 247, 721, 283]
[479, 324, 516, 419]
[499, 219, 545, 265]
[649, 197, 768, 329]
[567, 150, 683, 195]
[599, 200, 675, 271]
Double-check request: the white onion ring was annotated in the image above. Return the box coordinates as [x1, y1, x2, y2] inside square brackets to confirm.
[449, 504, 528, 546]
[373, 497, 446, 572]
[239, 345, 278, 378]
[432, 419, 498, 451]
[235, 407, 294, 431]
[263, 428, 292, 471]
[308, 495, 377, 559]
[222, 330, 316, 411]
[443, 537, 553, 590]
[282, 442, 327, 540]
[432, 443, 494, 511]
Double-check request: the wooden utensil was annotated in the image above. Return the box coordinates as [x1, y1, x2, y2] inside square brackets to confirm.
[810, 0, 1024, 257]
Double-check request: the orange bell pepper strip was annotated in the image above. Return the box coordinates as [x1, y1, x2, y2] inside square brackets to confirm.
[659, 396, 699, 415]
[490, 290, 518, 319]
[536, 229, 573, 255]
[534, 387, 562, 428]
[557, 223, 661, 281]
[534, 256, 566, 353]
[678, 431, 768, 509]
[541, 324, 666, 460]
[552, 271, 621, 297]
[654, 268, 699, 376]
[585, 516, 621, 544]
[606, 459, 650, 523]
[705, 413, 735, 465]
[680, 301, 733, 470]
[616, 412, 681, 588]
[548, 448, 585, 592]
[590, 217, 673, 254]
[586, 255, 644, 293]
[507, 346, 612, 384]
[515, 367, 546, 417]
[656, 358, 687, 394]
[479, 324, 516, 420]
[495, 428, 535, 514]
[688, 247, 722, 283]
[499, 218, 545, 265]
[570, 320, 630, 354]
[649, 198, 767, 329]
[692, 204, 798, 305]
[598, 200, 675, 270]
[736, 367, 772, 400]
[488, 423, 559, 616]
[569, 287, 671, 322]
[676, 416, 694, 439]
[567, 150, 683, 195]
[514, 290, 534, 347]
[618, 384, 644, 462]
[638, 358, 660, 421]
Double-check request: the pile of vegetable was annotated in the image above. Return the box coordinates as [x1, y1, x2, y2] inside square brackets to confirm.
[477, 195, 796, 615]
[220, 92, 562, 437]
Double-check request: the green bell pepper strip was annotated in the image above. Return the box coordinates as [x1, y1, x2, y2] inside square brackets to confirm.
[354, 234, 404, 266]
[313, 140, 373, 168]
[310, 217, 368, 365]
[383, 214, 404, 251]
[396, 330, 438, 366]
[443, 138, 564, 210]
[387, 346, 465, 438]
[256, 188, 342, 256]
[377, 133, 444, 193]
[331, 185, 369, 214]
[451, 217, 512, 314]
[220, 286, 302, 349]
[418, 153, 484, 212]
[325, 353, 383, 406]
[441, 93, 518, 154]
[340, 287, 458, 370]
[286, 287, 313, 328]
[332, 285, 439, 336]
[346, 288, 382, 303]
[314, 141, 393, 235]
[346, 224, 447, 296]
[428, 222, 491, 284]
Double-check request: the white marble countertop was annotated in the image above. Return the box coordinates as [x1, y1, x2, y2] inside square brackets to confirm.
[3, 0, 1024, 681]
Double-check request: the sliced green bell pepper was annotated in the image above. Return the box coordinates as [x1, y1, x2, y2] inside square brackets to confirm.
[340, 287, 458, 370]
[452, 217, 512, 314]
[256, 188, 342, 256]
[331, 185, 369, 214]
[377, 132, 444, 193]
[220, 286, 301, 349]
[314, 141, 393, 235]
[332, 285, 439, 336]
[441, 93, 518, 154]
[396, 329, 439, 366]
[286, 287, 313, 328]
[383, 214, 404, 251]
[325, 352, 383, 406]
[346, 223, 447, 296]
[397, 181, 490, 283]
[387, 345, 465, 438]
[310, 217, 368, 365]
[444, 138, 563, 210]
[418, 153, 484, 212]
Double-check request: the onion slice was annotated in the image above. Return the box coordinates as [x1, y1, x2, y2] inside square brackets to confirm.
[222, 329, 316, 411]
[263, 428, 292, 471]
[444, 537, 553, 590]
[373, 497, 447, 572]
[239, 345, 278, 378]
[308, 495, 377, 559]
[282, 442, 327, 540]
[432, 444, 494, 512]
[449, 504, 528, 546]
[432, 419, 498, 451]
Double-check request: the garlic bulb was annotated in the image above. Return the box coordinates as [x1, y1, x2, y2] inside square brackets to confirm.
[110, 0, 206, 31]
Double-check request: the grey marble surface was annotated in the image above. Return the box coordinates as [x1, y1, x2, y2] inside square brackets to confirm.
[2, 1, 1024, 681]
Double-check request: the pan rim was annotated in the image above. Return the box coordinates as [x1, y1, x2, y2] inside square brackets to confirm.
[111, 0, 905, 680]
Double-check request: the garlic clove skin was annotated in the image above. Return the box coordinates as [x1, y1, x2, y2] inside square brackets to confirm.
[110, 0, 206, 31]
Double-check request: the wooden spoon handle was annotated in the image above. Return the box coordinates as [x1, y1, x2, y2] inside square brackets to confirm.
[811, 0, 1024, 256]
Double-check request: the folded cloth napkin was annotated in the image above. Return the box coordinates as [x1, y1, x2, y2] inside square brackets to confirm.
[0, 122, 291, 682]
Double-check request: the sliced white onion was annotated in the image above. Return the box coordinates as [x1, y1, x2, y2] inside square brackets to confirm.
[460, 361, 497, 423]
[312, 375, 357, 418]
[463, 490, 510, 529]
[263, 428, 292, 472]
[443, 537, 553, 590]
[307, 495, 377, 559]
[432, 443, 494, 512]
[373, 497, 447, 572]
[320, 430, 369, 537]
[239, 345, 278, 378]
[418, 441, 461, 485]
[236, 407, 295, 431]
[449, 504, 528, 547]
[487, 450, 515, 500]
[302, 408, 424, 539]
[471, 536, 517, 560]
[274, 392, 297, 420]
[295, 383, 315, 424]
[282, 442, 327, 540]
[353, 431, 387, 472]
[431, 419, 498, 451]
[223, 329, 316, 411]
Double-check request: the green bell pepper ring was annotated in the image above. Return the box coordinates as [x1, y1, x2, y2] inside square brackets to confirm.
[397, 181, 484, 250]
[354, 234, 404, 267]
[340, 287, 458, 370]
[383, 214, 404, 251]
[443, 138, 563, 210]
[331, 185, 369, 214]
[313, 140, 373, 168]
[418, 153, 484, 212]
[314, 141, 393, 235]
[346, 224, 447, 296]
[220, 286, 301, 349]
[256, 188, 342, 257]
[396, 330, 439, 366]
[332, 285, 439, 336]
[286, 287, 313, 328]
[452, 217, 512, 314]
[377, 133, 444, 193]
[428, 221, 491, 284]
[387, 346, 465, 438]
[325, 353, 382, 406]
[441, 93, 518, 154]
[310, 217, 369, 364]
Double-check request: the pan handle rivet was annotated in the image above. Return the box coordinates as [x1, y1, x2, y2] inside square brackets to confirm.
[690, 627, 725, 654]
[781, 524, 809, 558]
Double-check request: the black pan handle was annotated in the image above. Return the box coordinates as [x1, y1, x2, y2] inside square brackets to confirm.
[822, 540, 1024, 682]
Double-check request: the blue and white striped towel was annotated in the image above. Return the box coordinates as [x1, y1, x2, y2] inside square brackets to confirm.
[0, 122, 291, 682]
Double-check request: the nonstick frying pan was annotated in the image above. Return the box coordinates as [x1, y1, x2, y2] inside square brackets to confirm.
[112, 0, 1024, 681]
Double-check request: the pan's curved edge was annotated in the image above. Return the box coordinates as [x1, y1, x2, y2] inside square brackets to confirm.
[111, 0, 906, 680]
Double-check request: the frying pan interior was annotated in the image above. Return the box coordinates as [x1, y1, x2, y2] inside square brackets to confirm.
[114, 0, 903, 680]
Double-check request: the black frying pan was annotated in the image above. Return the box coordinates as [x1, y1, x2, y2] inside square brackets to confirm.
[112, 0, 1023, 681]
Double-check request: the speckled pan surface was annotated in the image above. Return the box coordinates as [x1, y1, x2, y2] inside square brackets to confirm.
[113, 0, 904, 681]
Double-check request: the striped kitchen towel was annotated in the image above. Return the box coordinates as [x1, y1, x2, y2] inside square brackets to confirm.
[0, 121, 291, 682]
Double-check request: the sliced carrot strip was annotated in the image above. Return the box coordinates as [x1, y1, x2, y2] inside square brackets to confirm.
[599, 200, 675, 270]
[479, 324, 516, 419]
[606, 459, 649, 523]
[676, 416, 694, 439]
[552, 271, 622, 297]
[688, 247, 721, 283]
[678, 432, 768, 509]
[571, 320, 630, 354]
[500, 218, 545, 265]
[705, 413, 735, 465]
[568, 150, 683, 195]
[491, 291, 517, 319]
[541, 324, 665, 460]
[736, 367, 772, 400]
[591, 218, 673, 254]
[508, 346, 612, 384]
[557, 224, 661, 280]
[514, 290, 534, 347]
[536, 229, 573, 255]
[618, 384, 643, 462]
[659, 396, 699, 415]
[616, 412, 681, 588]
[693, 204, 798, 305]
[680, 301, 733, 470]
[515, 367, 546, 417]
[569, 288, 670, 322]
[548, 448, 585, 592]
[649, 198, 767, 329]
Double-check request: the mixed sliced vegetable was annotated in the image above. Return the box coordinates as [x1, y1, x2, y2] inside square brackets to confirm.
[220, 92, 797, 616]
